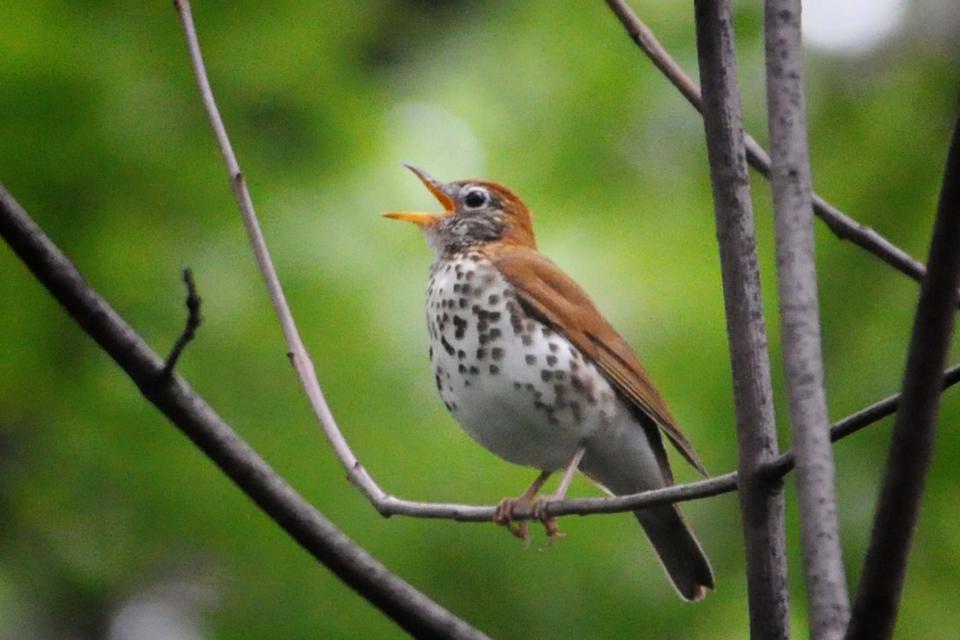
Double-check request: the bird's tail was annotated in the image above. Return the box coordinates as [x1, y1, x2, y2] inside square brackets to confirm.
[580, 427, 714, 601]
[634, 504, 714, 602]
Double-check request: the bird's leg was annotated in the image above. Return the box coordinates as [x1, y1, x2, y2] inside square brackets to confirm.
[494, 470, 551, 541]
[532, 446, 587, 539]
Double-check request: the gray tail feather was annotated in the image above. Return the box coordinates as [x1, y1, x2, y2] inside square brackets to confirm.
[635, 504, 715, 602]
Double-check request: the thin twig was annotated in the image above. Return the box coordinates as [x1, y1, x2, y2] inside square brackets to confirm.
[603, 0, 930, 285]
[173, 0, 387, 504]
[846, 107, 960, 640]
[0, 185, 491, 640]
[692, 1, 790, 637]
[764, 2, 849, 637]
[162, 268, 202, 378]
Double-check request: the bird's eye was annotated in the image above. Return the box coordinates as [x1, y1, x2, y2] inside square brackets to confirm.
[463, 188, 488, 209]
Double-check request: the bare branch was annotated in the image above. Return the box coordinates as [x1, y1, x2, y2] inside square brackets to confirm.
[602, 0, 930, 285]
[847, 108, 960, 640]
[0, 185, 490, 640]
[173, 0, 388, 504]
[764, 2, 849, 636]
[692, 2, 790, 636]
[162, 267, 202, 378]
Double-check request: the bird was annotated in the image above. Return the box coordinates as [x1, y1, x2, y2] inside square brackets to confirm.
[384, 164, 714, 601]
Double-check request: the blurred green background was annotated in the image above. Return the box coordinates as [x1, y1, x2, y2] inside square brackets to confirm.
[1, 1, 958, 638]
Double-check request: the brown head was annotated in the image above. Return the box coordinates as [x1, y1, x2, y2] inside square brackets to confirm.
[384, 165, 536, 255]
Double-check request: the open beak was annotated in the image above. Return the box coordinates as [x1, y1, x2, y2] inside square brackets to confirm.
[383, 164, 455, 227]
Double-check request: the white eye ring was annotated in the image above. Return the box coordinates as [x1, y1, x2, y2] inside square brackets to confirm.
[463, 187, 489, 209]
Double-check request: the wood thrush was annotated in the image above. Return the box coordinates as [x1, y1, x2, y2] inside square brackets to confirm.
[385, 165, 714, 601]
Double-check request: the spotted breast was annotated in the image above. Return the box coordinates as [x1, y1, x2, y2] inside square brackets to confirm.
[426, 250, 623, 472]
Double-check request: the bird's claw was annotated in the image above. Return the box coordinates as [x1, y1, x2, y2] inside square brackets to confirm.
[494, 493, 567, 543]
[494, 496, 531, 541]
[531, 496, 565, 541]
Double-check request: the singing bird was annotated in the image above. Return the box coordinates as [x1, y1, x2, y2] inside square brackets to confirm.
[385, 165, 714, 601]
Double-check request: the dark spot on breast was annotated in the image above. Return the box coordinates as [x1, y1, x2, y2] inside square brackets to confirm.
[548, 342, 559, 353]
[476, 348, 486, 360]
[459, 298, 468, 309]
[441, 335, 455, 356]
[457, 350, 466, 360]
[434, 373, 442, 391]
[489, 364, 500, 375]
[489, 328, 502, 340]
[570, 401, 582, 424]
[541, 370, 553, 382]
[469, 365, 480, 375]
[542, 327, 553, 337]
[466, 271, 475, 280]
[491, 347, 504, 361]
[458, 364, 467, 374]
[521, 334, 533, 346]
[570, 360, 580, 371]
[477, 320, 489, 332]
[488, 294, 500, 305]
[554, 371, 566, 381]
[461, 284, 471, 295]
[453, 284, 461, 293]
[513, 382, 522, 390]
[546, 355, 558, 367]
[525, 354, 537, 365]
[488, 312, 501, 323]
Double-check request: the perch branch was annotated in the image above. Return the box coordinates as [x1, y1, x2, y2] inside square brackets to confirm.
[693, 1, 790, 637]
[0, 185, 490, 640]
[603, 0, 930, 285]
[764, 2, 849, 637]
[846, 107, 960, 640]
[162, 267, 202, 378]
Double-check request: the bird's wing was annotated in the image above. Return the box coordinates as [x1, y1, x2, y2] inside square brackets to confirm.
[486, 244, 707, 477]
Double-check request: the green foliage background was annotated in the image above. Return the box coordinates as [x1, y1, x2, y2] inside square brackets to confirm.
[1, 1, 958, 638]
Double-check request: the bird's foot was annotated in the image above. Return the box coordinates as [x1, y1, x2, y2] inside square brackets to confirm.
[531, 495, 566, 541]
[494, 496, 532, 541]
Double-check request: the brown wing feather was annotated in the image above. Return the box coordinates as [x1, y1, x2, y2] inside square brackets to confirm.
[486, 244, 708, 477]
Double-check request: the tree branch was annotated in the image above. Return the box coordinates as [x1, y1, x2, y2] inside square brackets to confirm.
[692, 2, 790, 637]
[162, 267, 202, 378]
[764, 2, 849, 637]
[0, 185, 490, 640]
[173, 0, 389, 505]
[603, 0, 930, 285]
[846, 105, 960, 640]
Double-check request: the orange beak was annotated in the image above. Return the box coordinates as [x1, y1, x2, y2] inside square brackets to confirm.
[383, 164, 455, 227]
